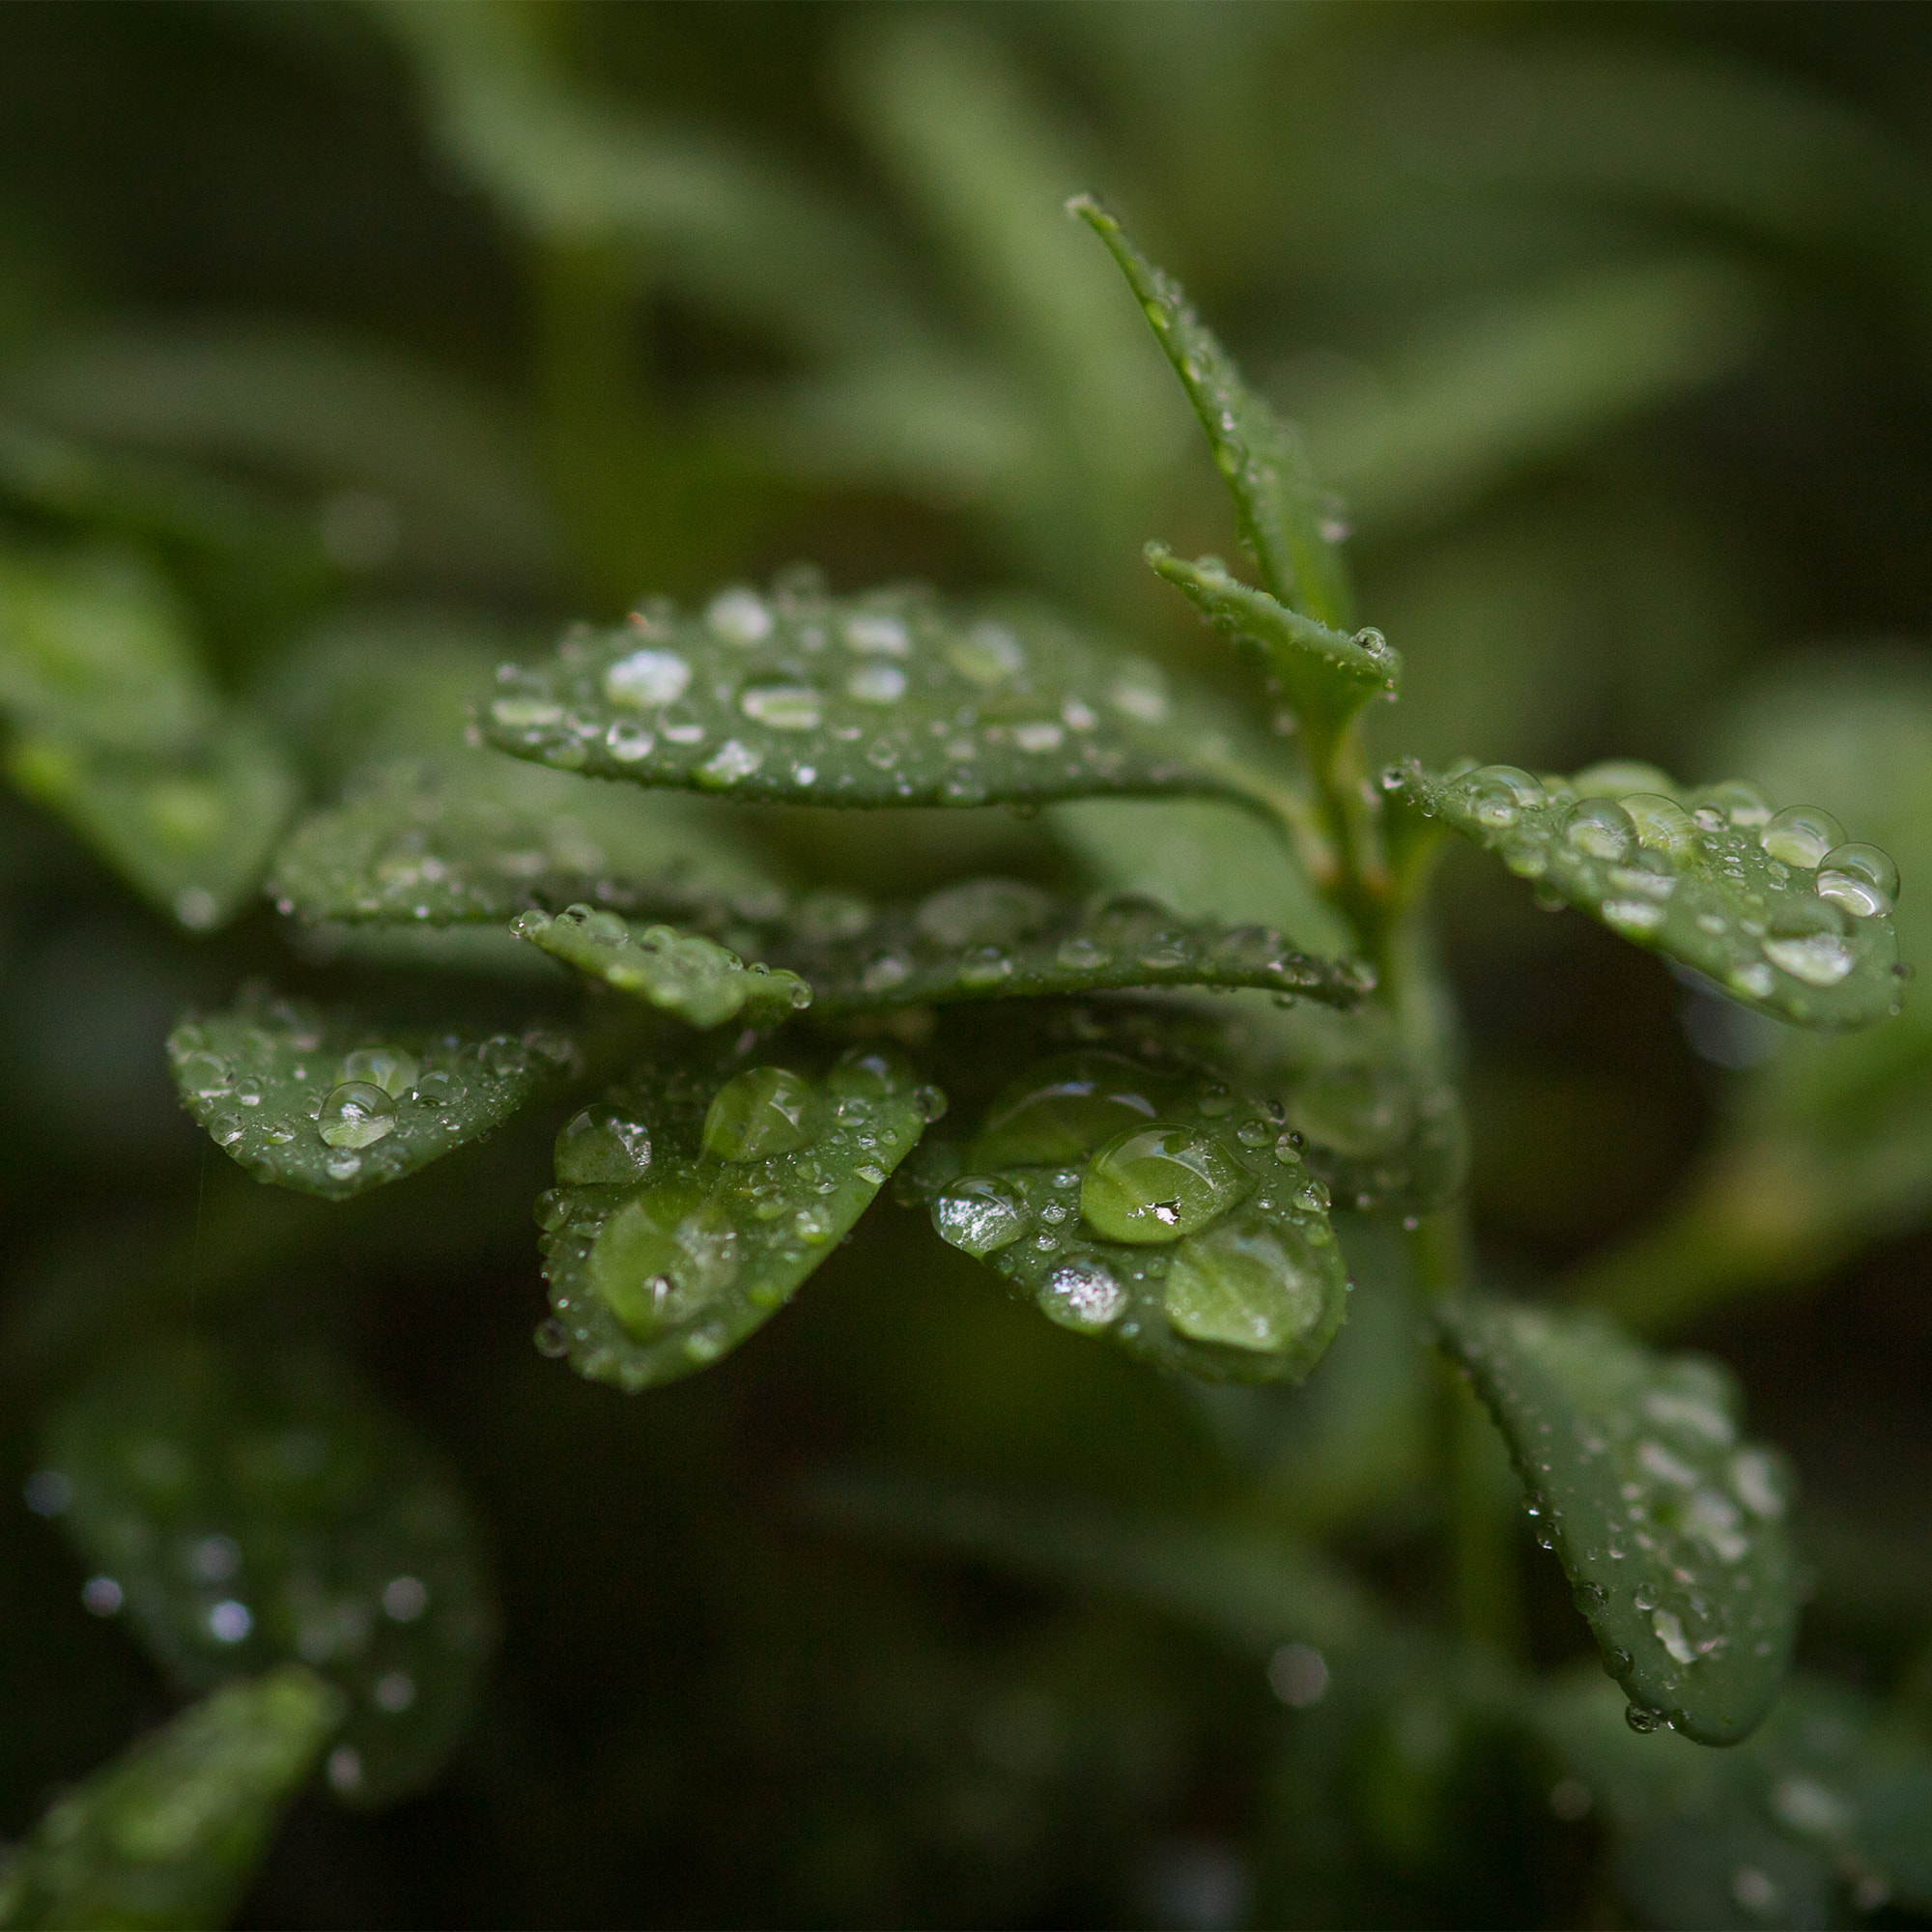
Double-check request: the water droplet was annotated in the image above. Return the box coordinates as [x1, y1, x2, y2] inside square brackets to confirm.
[1013, 722, 1064, 753]
[826, 1044, 913, 1101]
[700, 739, 764, 785]
[607, 719, 654, 761]
[1081, 1125, 1249, 1244]
[490, 694, 563, 730]
[1563, 799, 1634, 861]
[1695, 780, 1773, 828]
[932, 1176, 1027, 1257]
[915, 879, 1055, 948]
[1039, 1257, 1124, 1331]
[340, 1045, 419, 1098]
[1463, 764, 1544, 830]
[317, 1082, 396, 1150]
[1621, 793, 1696, 862]
[946, 622, 1023, 685]
[604, 647, 691, 709]
[739, 678, 824, 731]
[555, 1106, 652, 1185]
[1763, 901, 1855, 985]
[968, 1052, 1168, 1168]
[1624, 1703, 1663, 1734]
[846, 663, 906, 704]
[592, 1179, 739, 1336]
[842, 611, 910, 655]
[1602, 897, 1667, 934]
[1283, 1065, 1412, 1159]
[177, 1049, 232, 1099]
[1163, 1214, 1334, 1352]
[1651, 1607, 1697, 1664]
[1760, 805, 1844, 869]
[706, 587, 774, 644]
[1816, 840, 1897, 918]
[912, 1085, 949, 1122]
[533, 1317, 569, 1357]
[701, 1066, 817, 1162]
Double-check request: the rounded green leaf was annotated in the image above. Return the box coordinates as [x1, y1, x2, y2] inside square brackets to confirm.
[168, 987, 579, 1198]
[1396, 760, 1903, 1028]
[478, 576, 1295, 814]
[539, 1038, 932, 1392]
[0, 1667, 344, 1932]
[514, 905, 811, 1027]
[39, 1341, 496, 1807]
[1437, 1295, 1799, 1746]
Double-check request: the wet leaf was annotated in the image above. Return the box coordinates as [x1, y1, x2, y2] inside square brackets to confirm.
[768, 879, 1373, 1013]
[513, 905, 811, 1027]
[1070, 196, 1352, 630]
[1395, 760, 1903, 1029]
[1534, 1672, 1932, 1925]
[539, 1039, 930, 1392]
[1436, 1296, 1799, 1746]
[6, 722, 296, 933]
[478, 577, 1299, 816]
[902, 1007, 1351, 1383]
[167, 985, 579, 1199]
[0, 546, 214, 754]
[1145, 544, 1400, 739]
[0, 1667, 343, 1932]
[40, 1339, 496, 1806]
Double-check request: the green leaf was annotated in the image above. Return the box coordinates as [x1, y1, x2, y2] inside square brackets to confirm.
[513, 906, 811, 1027]
[1069, 196, 1353, 630]
[0, 1668, 343, 1932]
[479, 577, 1299, 816]
[270, 756, 782, 929]
[1145, 543, 1400, 739]
[538, 1038, 932, 1392]
[1395, 759, 1904, 1029]
[766, 879, 1373, 1013]
[1436, 1295, 1799, 1746]
[40, 1339, 496, 1806]
[7, 722, 296, 933]
[0, 546, 214, 753]
[167, 987, 579, 1199]
[1533, 1672, 1932, 1924]
[901, 1005, 1351, 1383]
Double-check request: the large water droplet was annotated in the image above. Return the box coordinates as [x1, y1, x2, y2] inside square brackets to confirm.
[554, 1105, 652, 1185]
[317, 1082, 396, 1150]
[968, 1052, 1169, 1169]
[846, 664, 906, 704]
[1080, 1125, 1248, 1244]
[1759, 805, 1844, 869]
[1563, 799, 1634, 861]
[1039, 1257, 1124, 1331]
[1762, 901, 1855, 986]
[946, 623, 1023, 685]
[706, 587, 774, 644]
[1694, 781, 1772, 828]
[739, 679, 824, 731]
[1621, 793, 1696, 862]
[1815, 840, 1897, 919]
[340, 1045, 419, 1098]
[931, 1176, 1027, 1257]
[1463, 764, 1544, 830]
[1162, 1215, 1332, 1352]
[701, 1066, 817, 1163]
[841, 611, 910, 656]
[604, 647, 691, 709]
[592, 1179, 738, 1336]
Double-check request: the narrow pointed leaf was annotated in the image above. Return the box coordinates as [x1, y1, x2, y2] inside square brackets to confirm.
[270, 756, 782, 928]
[769, 878, 1372, 1012]
[538, 1039, 931, 1392]
[0, 1668, 343, 1932]
[1146, 544, 1399, 733]
[1436, 1295, 1799, 1746]
[168, 987, 579, 1198]
[40, 1340, 496, 1806]
[1395, 760, 1903, 1028]
[1070, 196, 1352, 629]
[478, 578, 1301, 817]
[901, 1005, 1350, 1383]
[7, 722, 296, 933]
[513, 905, 811, 1027]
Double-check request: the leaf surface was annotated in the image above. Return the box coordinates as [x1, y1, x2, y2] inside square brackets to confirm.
[0, 1668, 343, 1932]
[168, 987, 578, 1199]
[1070, 197, 1352, 630]
[1436, 1295, 1799, 1746]
[479, 578, 1299, 816]
[1395, 760, 1903, 1028]
[539, 1040, 931, 1392]
[40, 1340, 496, 1806]
[514, 906, 811, 1027]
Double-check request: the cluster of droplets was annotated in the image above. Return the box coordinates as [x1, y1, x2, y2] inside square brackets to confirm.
[917, 1046, 1348, 1378]
[480, 572, 1226, 809]
[1451, 1305, 1795, 1741]
[1397, 761, 1900, 1020]
[170, 992, 579, 1195]
[537, 1047, 938, 1393]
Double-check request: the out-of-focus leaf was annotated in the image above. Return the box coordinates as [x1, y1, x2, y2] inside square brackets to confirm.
[1437, 1296, 1799, 1746]
[903, 1005, 1350, 1384]
[767, 878, 1371, 1013]
[7, 723, 296, 933]
[0, 547, 214, 753]
[481, 576, 1302, 817]
[514, 906, 811, 1027]
[1396, 759, 1903, 1029]
[1299, 257, 1762, 536]
[538, 1038, 930, 1392]
[41, 1339, 496, 1806]
[1072, 196, 1352, 629]
[1533, 1672, 1932, 1926]
[0, 1668, 343, 1932]
[4, 325, 555, 589]
[167, 986, 579, 1199]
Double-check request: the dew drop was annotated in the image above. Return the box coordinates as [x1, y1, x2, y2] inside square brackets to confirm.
[701, 1066, 817, 1163]
[968, 1052, 1167, 1168]
[739, 678, 824, 731]
[1759, 805, 1844, 869]
[1815, 840, 1897, 918]
[931, 1177, 1027, 1257]
[1162, 1214, 1335, 1353]
[1080, 1125, 1249, 1244]
[316, 1081, 397, 1150]
[1462, 764, 1544, 830]
[1563, 799, 1634, 861]
[340, 1045, 419, 1098]
[1039, 1257, 1125, 1331]
[846, 663, 907, 704]
[554, 1106, 652, 1185]
[706, 587, 774, 644]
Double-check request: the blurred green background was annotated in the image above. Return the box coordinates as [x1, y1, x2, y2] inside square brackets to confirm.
[3, 3, 1931, 1925]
